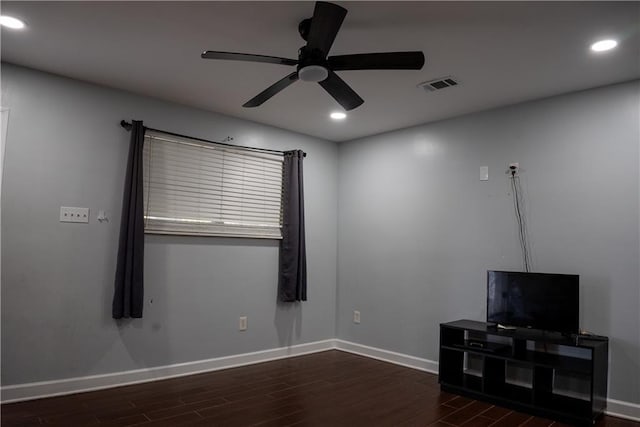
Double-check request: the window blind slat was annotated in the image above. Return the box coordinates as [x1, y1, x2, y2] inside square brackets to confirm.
[145, 152, 283, 180]
[146, 161, 283, 182]
[146, 183, 283, 201]
[148, 173, 282, 193]
[146, 190, 282, 207]
[146, 203, 282, 219]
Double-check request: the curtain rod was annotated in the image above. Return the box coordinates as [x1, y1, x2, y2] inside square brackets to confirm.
[120, 120, 306, 157]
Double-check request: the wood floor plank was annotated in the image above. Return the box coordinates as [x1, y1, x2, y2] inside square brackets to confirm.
[1, 350, 638, 427]
[395, 404, 461, 427]
[461, 415, 499, 427]
[144, 397, 227, 421]
[488, 411, 533, 426]
[439, 400, 493, 425]
[98, 413, 150, 427]
[140, 412, 203, 426]
[443, 396, 475, 409]
[520, 417, 555, 427]
[480, 405, 513, 420]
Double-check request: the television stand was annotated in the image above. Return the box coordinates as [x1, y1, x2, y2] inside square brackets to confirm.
[439, 320, 608, 426]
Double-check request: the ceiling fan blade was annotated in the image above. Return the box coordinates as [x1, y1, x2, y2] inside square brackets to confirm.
[202, 51, 298, 66]
[306, 2, 347, 55]
[328, 51, 425, 71]
[243, 72, 299, 108]
[318, 70, 363, 111]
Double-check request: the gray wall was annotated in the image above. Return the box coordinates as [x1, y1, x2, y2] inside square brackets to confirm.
[1, 63, 338, 385]
[337, 80, 640, 403]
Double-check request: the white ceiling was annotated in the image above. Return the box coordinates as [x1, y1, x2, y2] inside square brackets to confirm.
[1, 1, 639, 142]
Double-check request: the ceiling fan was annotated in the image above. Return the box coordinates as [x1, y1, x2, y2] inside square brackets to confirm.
[201, 1, 425, 111]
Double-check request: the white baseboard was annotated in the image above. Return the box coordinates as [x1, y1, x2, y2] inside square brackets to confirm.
[606, 398, 640, 422]
[1, 339, 335, 403]
[3, 338, 638, 422]
[334, 339, 439, 374]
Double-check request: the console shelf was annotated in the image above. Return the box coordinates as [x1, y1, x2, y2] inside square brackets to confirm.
[439, 320, 608, 426]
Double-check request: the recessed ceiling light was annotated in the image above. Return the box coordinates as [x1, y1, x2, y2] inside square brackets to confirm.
[590, 39, 618, 52]
[0, 15, 26, 29]
[330, 112, 346, 120]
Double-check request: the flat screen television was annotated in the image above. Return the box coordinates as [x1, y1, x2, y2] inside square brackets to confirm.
[486, 270, 579, 334]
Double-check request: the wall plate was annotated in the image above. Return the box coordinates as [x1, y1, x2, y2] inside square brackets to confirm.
[60, 207, 89, 223]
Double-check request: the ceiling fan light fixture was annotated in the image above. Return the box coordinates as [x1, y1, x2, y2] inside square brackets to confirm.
[298, 65, 329, 82]
[330, 111, 347, 120]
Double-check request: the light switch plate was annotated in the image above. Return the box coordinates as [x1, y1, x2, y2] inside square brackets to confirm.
[60, 207, 89, 223]
[480, 166, 489, 181]
[239, 316, 248, 331]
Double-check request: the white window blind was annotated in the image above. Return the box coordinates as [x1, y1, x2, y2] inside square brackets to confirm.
[142, 131, 284, 239]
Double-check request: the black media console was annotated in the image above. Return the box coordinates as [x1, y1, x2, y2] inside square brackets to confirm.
[439, 320, 608, 426]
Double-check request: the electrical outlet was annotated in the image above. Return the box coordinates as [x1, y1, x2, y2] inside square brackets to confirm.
[239, 316, 248, 331]
[353, 310, 361, 324]
[60, 207, 89, 223]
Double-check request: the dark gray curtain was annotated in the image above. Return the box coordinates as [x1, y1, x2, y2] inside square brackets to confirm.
[278, 150, 307, 302]
[112, 120, 145, 318]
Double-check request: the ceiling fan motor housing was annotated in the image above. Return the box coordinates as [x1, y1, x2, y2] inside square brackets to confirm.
[298, 18, 312, 41]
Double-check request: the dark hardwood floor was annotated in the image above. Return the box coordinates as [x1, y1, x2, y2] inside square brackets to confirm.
[2, 350, 638, 427]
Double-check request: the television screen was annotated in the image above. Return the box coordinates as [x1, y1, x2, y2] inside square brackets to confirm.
[487, 270, 579, 334]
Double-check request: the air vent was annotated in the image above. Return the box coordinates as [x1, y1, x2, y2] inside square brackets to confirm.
[418, 76, 459, 92]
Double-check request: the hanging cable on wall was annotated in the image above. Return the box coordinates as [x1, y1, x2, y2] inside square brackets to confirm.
[509, 164, 531, 272]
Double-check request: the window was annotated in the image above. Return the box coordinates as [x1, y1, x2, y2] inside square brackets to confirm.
[142, 131, 284, 239]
